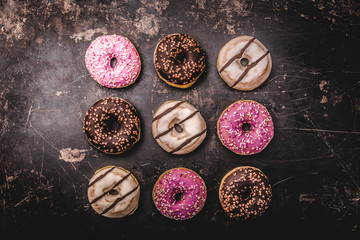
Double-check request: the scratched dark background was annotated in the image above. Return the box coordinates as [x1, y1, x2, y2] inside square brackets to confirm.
[0, 0, 359, 238]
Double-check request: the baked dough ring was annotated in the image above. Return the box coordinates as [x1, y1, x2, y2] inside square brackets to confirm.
[152, 167, 207, 220]
[83, 97, 141, 154]
[87, 166, 140, 218]
[219, 166, 272, 220]
[85, 35, 141, 88]
[154, 33, 206, 88]
[152, 101, 207, 154]
[217, 35, 272, 91]
[217, 100, 274, 155]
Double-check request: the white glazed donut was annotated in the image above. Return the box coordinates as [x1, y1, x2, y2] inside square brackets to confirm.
[152, 101, 207, 155]
[217, 35, 272, 91]
[87, 166, 140, 218]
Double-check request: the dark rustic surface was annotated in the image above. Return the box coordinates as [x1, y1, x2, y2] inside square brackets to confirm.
[1, 0, 360, 238]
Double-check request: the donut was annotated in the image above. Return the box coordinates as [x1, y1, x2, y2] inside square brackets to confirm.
[219, 166, 272, 220]
[88, 166, 140, 218]
[217, 100, 274, 155]
[217, 35, 272, 91]
[85, 35, 141, 88]
[154, 33, 206, 88]
[152, 100, 207, 154]
[83, 97, 141, 154]
[152, 167, 207, 220]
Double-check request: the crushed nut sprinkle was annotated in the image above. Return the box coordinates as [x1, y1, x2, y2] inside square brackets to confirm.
[83, 97, 140, 154]
[219, 167, 272, 220]
[154, 34, 206, 86]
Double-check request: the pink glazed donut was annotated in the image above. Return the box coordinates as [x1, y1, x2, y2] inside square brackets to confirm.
[152, 168, 207, 220]
[217, 100, 274, 155]
[85, 35, 141, 88]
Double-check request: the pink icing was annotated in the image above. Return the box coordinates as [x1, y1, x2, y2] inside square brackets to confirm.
[85, 35, 141, 88]
[218, 100, 274, 155]
[153, 168, 207, 220]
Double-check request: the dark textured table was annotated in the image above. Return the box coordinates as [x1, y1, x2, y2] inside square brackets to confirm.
[1, 0, 359, 238]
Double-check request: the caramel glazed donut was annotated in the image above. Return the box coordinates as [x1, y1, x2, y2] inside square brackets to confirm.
[152, 100, 207, 154]
[154, 33, 206, 88]
[88, 166, 140, 218]
[83, 97, 141, 154]
[217, 35, 272, 91]
[219, 166, 272, 220]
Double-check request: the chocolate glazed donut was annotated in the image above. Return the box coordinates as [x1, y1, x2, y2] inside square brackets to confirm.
[154, 33, 206, 88]
[83, 97, 141, 154]
[219, 166, 272, 220]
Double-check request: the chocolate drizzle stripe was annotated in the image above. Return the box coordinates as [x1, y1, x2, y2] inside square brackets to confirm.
[169, 129, 207, 153]
[89, 172, 132, 205]
[154, 110, 199, 139]
[231, 51, 270, 88]
[100, 185, 139, 215]
[88, 166, 116, 187]
[219, 37, 255, 73]
[153, 101, 185, 122]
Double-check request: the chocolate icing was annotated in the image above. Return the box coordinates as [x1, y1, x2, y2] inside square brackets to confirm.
[154, 34, 206, 86]
[220, 167, 272, 220]
[83, 97, 140, 154]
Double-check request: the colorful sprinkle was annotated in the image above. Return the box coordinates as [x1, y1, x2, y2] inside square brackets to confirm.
[85, 35, 141, 88]
[153, 168, 207, 220]
[217, 100, 274, 155]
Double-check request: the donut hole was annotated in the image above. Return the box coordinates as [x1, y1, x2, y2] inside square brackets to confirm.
[110, 57, 118, 68]
[240, 58, 249, 67]
[104, 115, 120, 132]
[239, 185, 252, 202]
[242, 122, 252, 132]
[169, 119, 185, 134]
[109, 189, 118, 195]
[174, 192, 184, 202]
[175, 51, 187, 64]
[174, 123, 183, 133]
